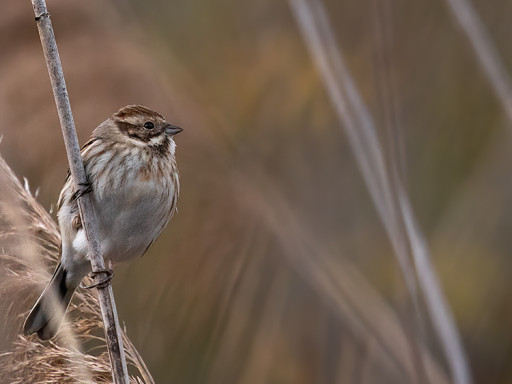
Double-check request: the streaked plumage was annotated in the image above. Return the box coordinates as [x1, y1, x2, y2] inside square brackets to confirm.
[23, 105, 182, 339]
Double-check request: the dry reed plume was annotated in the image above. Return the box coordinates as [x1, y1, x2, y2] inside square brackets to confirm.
[0, 153, 154, 384]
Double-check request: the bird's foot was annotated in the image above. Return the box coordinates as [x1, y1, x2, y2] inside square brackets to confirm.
[81, 268, 114, 289]
[72, 181, 92, 201]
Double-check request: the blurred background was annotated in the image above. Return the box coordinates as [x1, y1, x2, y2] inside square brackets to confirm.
[1, 0, 512, 383]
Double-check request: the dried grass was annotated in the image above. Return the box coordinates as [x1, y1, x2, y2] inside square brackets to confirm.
[0, 154, 154, 384]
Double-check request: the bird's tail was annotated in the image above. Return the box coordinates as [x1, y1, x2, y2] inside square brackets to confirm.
[23, 262, 76, 340]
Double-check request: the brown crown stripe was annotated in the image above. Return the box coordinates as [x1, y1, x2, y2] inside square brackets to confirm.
[114, 105, 164, 121]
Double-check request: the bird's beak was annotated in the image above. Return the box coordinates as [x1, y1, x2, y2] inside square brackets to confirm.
[164, 123, 183, 136]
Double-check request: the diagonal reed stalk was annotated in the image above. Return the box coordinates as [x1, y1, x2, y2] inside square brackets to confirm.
[233, 168, 452, 383]
[288, 0, 472, 383]
[444, 0, 512, 127]
[29, 0, 128, 382]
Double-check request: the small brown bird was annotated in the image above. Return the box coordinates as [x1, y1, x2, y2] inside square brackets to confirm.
[23, 105, 182, 339]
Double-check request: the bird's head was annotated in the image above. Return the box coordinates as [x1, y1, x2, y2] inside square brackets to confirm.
[98, 105, 182, 148]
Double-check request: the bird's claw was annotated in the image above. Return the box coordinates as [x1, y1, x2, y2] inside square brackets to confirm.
[81, 268, 114, 290]
[72, 181, 93, 201]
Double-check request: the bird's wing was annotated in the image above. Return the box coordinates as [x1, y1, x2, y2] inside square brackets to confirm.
[56, 137, 99, 212]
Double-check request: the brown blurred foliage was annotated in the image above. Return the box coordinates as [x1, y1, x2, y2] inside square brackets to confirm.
[1, 0, 512, 383]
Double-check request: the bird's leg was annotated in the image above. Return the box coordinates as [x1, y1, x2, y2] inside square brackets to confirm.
[72, 181, 92, 201]
[81, 268, 114, 290]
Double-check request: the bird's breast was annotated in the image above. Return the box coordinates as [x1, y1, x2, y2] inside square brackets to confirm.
[88, 151, 178, 262]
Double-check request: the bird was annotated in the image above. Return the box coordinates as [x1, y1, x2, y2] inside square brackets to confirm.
[23, 105, 182, 340]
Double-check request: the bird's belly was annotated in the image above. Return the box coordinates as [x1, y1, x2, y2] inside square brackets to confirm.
[93, 184, 173, 262]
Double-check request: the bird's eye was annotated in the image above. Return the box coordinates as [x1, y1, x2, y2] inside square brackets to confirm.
[143, 121, 155, 129]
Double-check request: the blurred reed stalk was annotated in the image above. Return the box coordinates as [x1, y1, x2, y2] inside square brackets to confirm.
[288, 0, 472, 383]
[236, 169, 451, 383]
[444, 0, 512, 127]
[30, 0, 129, 382]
